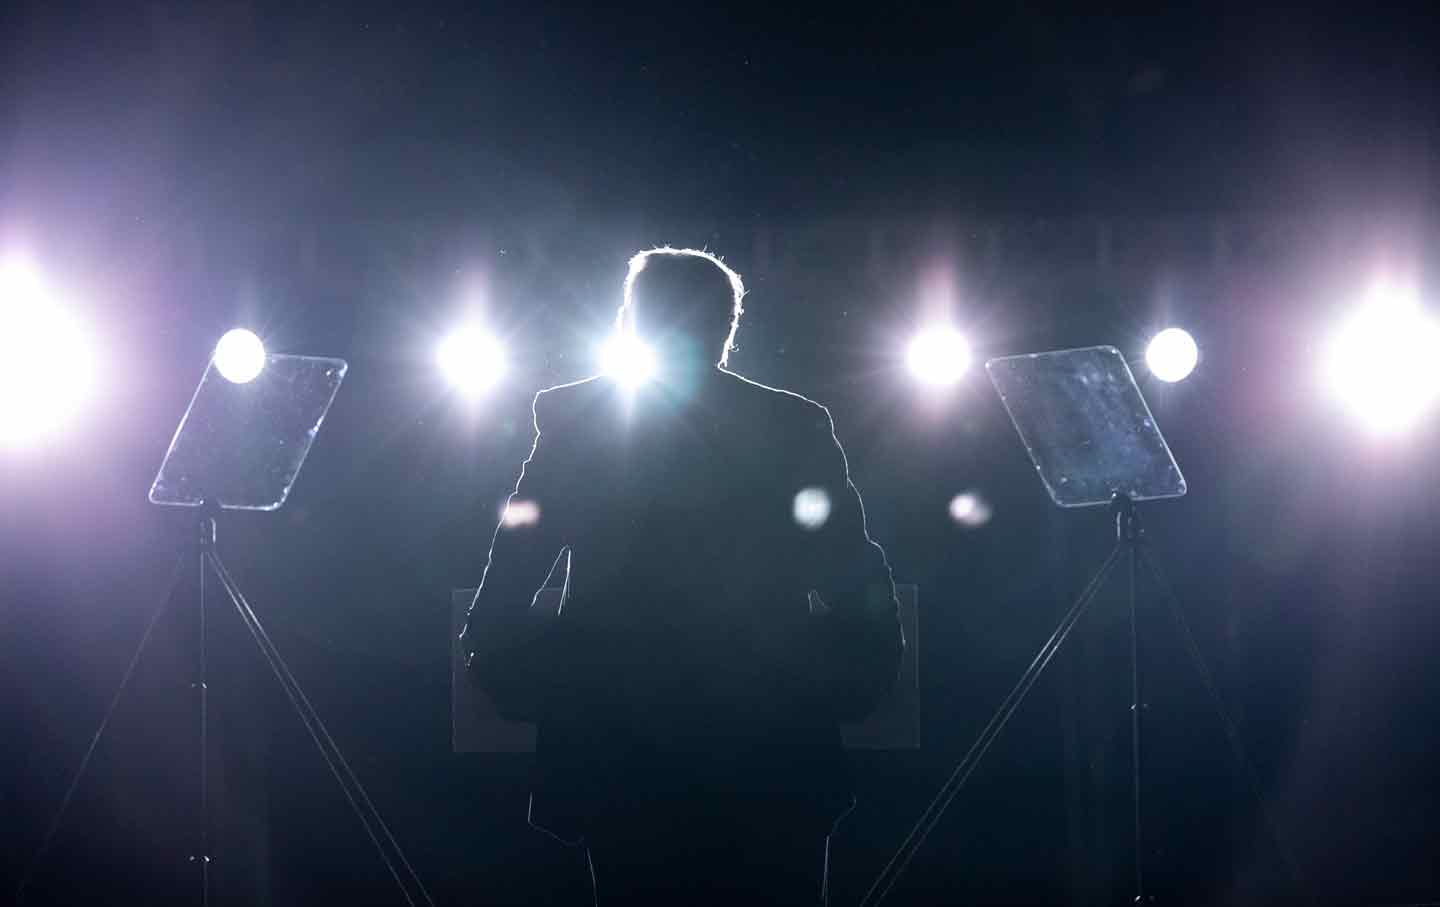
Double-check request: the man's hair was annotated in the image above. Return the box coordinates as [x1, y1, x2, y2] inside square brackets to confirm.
[615, 247, 747, 367]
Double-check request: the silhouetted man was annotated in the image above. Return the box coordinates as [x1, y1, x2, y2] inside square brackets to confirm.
[461, 248, 902, 905]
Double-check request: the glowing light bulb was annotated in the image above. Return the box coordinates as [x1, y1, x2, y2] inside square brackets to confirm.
[0, 258, 96, 447]
[1322, 284, 1440, 436]
[1146, 328, 1199, 383]
[907, 327, 971, 387]
[599, 332, 658, 388]
[213, 329, 266, 384]
[438, 325, 507, 396]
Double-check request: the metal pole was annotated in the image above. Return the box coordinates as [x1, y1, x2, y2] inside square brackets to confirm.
[195, 512, 216, 905]
[1118, 496, 1147, 904]
[1130, 535, 1145, 902]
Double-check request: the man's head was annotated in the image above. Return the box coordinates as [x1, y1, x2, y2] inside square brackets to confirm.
[616, 248, 746, 368]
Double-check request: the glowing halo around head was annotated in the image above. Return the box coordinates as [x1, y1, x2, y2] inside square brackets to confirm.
[1321, 283, 1440, 437]
[0, 257, 96, 448]
[213, 329, 266, 384]
[438, 324, 507, 396]
[599, 331, 658, 388]
[619, 246, 747, 368]
[1145, 328, 1199, 383]
[906, 326, 971, 387]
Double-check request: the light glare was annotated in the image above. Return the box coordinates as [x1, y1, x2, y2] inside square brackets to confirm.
[213, 329, 266, 384]
[1146, 328, 1199, 383]
[906, 327, 971, 387]
[1323, 284, 1440, 436]
[0, 259, 95, 448]
[600, 332, 657, 388]
[438, 325, 507, 396]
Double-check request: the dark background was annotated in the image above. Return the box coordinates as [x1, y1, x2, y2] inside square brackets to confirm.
[3, 3, 1439, 904]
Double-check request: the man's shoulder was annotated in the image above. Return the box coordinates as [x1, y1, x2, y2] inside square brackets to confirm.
[530, 371, 837, 440]
[532, 376, 608, 429]
[718, 370, 834, 435]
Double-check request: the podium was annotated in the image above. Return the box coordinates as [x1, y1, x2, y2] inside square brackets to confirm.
[452, 585, 921, 753]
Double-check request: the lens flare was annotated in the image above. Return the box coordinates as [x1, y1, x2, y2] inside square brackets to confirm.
[498, 498, 541, 528]
[949, 491, 993, 528]
[792, 487, 832, 530]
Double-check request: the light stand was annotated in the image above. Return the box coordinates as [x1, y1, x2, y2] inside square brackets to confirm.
[863, 494, 1295, 906]
[861, 494, 1144, 906]
[17, 353, 434, 906]
[862, 346, 1301, 906]
[18, 505, 435, 906]
[192, 504, 435, 907]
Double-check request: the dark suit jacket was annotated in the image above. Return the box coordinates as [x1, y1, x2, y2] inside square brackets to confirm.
[461, 368, 902, 839]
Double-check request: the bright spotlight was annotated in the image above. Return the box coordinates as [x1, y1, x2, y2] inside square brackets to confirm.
[599, 332, 657, 388]
[1322, 283, 1440, 436]
[1146, 328, 1198, 383]
[792, 487, 832, 530]
[0, 258, 95, 448]
[0, 257, 44, 302]
[906, 326, 971, 387]
[438, 325, 506, 396]
[213, 329, 266, 384]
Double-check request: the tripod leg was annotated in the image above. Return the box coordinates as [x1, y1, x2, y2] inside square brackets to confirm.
[1136, 547, 1311, 902]
[203, 549, 436, 907]
[860, 541, 1126, 907]
[197, 545, 211, 905]
[15, 550, 189, 905]
[1129, 540, 1147, 903]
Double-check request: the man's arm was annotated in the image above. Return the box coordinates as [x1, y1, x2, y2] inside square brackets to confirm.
[459, 390, 572, 722]
[800, 402, 904, 722]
